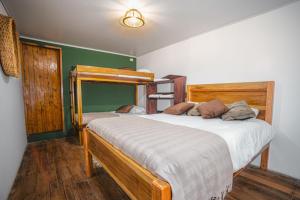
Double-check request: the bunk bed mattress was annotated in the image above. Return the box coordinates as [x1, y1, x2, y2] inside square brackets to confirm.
[75, 112, 119, 125]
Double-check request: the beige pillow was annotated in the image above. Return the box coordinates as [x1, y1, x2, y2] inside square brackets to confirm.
[197, 99, 228, 119]
[164, 102, 194, 115]
[187, 103, 205, 116]
[222, 101, 256, 121]
[116, 105, 134, 113]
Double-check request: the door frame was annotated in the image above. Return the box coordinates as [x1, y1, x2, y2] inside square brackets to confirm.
[21, 42, 64, 134]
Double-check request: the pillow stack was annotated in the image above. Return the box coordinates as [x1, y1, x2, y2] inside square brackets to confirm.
[186, 103, 202, 116]
[221, 101, 256, 121]
[116, 105, 146, 114]
[163, 99, 258, 121]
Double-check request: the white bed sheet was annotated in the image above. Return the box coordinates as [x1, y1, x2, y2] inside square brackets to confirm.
[140, 113, 275, 171]
[75, 112, 120, 125]
[75, 111, 146, 125]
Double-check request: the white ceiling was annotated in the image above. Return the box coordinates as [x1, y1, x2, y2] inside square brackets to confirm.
[2, 0, 298, 56]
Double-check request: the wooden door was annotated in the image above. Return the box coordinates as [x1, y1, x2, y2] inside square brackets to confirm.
[21, 43, 64, 134]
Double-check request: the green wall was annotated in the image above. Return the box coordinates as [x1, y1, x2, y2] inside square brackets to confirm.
[22, 38, 136, 142]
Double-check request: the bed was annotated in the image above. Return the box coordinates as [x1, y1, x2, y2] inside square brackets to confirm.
[83, 81, 274, 200]
[70, 65, 154, 144]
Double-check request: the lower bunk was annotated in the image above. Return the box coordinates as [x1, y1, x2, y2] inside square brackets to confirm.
[73, 105, 146, 144]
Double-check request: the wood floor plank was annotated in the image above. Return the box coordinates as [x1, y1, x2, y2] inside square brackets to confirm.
[227, 176, 293, 200]
[73, 180, 100, 200]
[9, 137, 300, 200]
[49, 181, 67, 200]
[62, 180, 79, 200]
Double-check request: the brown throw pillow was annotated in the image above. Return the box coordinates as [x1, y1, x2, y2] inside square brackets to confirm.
[221, 101, 256, 121]
[197, 99, 228, 119]
[164, 102, 194, 115]
[116, 105, 134, 113]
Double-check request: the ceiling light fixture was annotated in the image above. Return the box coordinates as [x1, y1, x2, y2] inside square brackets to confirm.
[121, 8, 145, 28]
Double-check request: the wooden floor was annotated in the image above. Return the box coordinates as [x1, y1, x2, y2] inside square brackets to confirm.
[9, 137, 300, 200]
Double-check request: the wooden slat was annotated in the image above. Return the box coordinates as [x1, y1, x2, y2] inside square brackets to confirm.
[239, 171, 300, 198]
[76, 65, 154, 80]
[189, 91, 267, 104]
[187, 81, 270, 91]
[78, 76, 151, 84]
[76, 79, 83, 144]
[70, 74, 75, 125]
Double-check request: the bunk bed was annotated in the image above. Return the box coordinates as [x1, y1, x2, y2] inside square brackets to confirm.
[70, 65, 154, 144]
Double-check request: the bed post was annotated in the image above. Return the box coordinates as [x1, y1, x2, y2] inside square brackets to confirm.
[152, 180, 171, 200]
[135, 85, 138, 106]
[77, 78, 83, 144]
[70, 73, 75, 126]
[260, 81, 274, 170]
[260, 147, 269, 170]
[83, 128, 93, 177]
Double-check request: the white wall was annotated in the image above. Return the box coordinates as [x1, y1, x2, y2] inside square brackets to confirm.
[138, 1, 300, 179]
[0, 2, 27, 199]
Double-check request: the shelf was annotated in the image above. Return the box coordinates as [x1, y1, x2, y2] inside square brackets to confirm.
[148, 97, 174, 100]
[153, 79, 174, 84]
[146, 74, 186, 114]
[154, 92, 174, 95]
[148, 93, 174, 99]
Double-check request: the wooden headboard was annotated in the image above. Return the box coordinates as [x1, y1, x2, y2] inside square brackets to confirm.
[187, 81, 274, 124]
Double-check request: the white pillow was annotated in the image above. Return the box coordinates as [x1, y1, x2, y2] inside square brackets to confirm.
[251, 107, 260, 117]
[129, 106, 146, 115]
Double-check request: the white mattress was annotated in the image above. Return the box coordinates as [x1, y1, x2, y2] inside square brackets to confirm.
[140, 113, 275, 171]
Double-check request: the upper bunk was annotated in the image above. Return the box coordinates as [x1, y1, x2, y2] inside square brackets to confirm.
[70, 65, 155, 85]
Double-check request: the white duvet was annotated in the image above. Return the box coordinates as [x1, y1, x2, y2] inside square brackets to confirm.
[140, 113, 275, 171]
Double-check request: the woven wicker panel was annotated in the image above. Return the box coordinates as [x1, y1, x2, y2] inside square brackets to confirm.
[0, 14, 21, 77]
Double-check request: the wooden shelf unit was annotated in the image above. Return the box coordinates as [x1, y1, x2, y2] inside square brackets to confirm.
[146, 75, 186, 114]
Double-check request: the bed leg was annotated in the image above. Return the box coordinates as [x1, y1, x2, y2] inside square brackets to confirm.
[260, 146, 269, 170]
[83, 128, 93, 177]
[79, 129, 83, 145]
[152, 180, 171, 200]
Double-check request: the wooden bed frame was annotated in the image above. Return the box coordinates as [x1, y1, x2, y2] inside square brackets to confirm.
[70, 65, 154, 144]
[83, 81, 274, 200]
